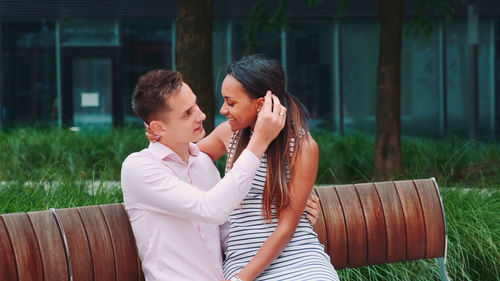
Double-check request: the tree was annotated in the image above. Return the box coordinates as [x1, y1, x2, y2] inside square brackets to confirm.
[374, 0, 404, 180]
[374, 0, 456, 180]
[176, 0, 215, 133]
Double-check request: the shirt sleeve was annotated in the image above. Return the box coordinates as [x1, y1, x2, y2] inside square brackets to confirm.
[121, 149, 259, 225]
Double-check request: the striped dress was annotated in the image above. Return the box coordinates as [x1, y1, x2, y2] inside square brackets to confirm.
[223, 133, 339, 281]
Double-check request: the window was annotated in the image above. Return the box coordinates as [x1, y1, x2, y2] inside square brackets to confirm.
[341, 21, 380, 134]
[401, 21, 440, 136]
[287, 21, 334, 130]
[2, 20, 56, 126]
[121, 20, 173, 123]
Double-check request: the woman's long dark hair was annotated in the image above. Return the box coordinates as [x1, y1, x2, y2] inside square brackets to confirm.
[226, 54, 310, 222]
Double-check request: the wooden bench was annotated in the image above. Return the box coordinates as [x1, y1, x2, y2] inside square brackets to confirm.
[0, 178, 451, 281]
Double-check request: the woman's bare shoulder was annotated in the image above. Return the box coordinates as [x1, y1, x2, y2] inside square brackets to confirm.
[297, 131, 318, 155]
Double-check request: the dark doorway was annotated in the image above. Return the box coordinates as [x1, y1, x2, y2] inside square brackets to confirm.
[62, 47, 122, 127]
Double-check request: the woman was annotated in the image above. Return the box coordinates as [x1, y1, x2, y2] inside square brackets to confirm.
[197, 55, 339, 281]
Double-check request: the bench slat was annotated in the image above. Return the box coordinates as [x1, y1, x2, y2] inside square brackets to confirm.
[414, 179, 446, 258]
[315, 186, 348, 269]
[2, 213, 43, 281]
[337, 184, 368, 268]
[356, 182, 387, 266]
[375, 181, 407, 263]
[0, 217, 17, 281]
[100, 204, 140, 281]
[395, 180, 426, 260]
[56, 208, 93, 281]
[78, 205, 116, 281]
[28, 210, 69, 281]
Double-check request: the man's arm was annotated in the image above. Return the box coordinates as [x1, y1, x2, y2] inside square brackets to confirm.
[122, 149, 260, 225]
[306, 194, 320, 224]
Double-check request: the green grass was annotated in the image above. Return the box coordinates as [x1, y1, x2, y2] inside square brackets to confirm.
[0, 126, 148, 181]
[314, 132, 500, 187]
[0, 179, 123, 214]
[1, 127, 498, 186]
[0, 127, 499, 280]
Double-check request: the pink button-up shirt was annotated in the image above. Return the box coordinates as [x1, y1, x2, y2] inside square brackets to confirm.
[121, 142, 260, 281]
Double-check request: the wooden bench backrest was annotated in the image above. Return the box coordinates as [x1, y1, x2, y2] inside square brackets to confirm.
[312, 178, 446, 269]
[0, 178, 446, 280]
[0, 204, 145, 281]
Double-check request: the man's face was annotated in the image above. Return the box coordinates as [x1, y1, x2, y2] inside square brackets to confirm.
[159, 82, 206, 144]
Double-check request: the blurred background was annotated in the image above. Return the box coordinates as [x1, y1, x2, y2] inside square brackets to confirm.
[0, 0, 498, 139]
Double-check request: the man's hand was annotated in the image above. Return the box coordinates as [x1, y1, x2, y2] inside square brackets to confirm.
[306, 194, 320, 225]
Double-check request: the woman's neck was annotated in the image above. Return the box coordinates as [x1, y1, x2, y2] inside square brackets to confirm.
[250, 121, 256, 131]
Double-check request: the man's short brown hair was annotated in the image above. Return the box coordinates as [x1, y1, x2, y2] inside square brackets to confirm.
[132, 70, 183, 123]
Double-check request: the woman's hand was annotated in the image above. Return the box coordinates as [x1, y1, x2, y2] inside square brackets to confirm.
[252, 91, 286, 143]
[247, 91, 287, 159]
[144, 122, 160, 142]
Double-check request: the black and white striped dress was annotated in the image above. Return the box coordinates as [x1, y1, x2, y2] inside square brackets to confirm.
[223, 133, 339, 281]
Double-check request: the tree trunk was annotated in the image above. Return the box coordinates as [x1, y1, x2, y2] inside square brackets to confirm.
[176, 0, 214, 133]
[374, 0, 404, 180]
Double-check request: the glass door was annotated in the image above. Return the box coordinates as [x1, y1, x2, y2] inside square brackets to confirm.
[62, 47, 121, 127]
[72, 56, 112, 127]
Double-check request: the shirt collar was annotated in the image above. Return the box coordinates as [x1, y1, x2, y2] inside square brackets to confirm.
[148, 142, 200, 162]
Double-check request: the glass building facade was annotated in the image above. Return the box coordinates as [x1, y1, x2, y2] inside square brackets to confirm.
[2, 21, 57, 126]
[0, 0, 498, 138]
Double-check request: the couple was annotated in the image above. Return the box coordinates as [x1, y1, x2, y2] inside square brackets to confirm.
[121, 55, 339, 281]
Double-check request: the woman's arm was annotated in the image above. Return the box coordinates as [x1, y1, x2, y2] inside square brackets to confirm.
[197, 121, 233, 162]
[233, 134, 319, 281]
[146, 120, 231, 162]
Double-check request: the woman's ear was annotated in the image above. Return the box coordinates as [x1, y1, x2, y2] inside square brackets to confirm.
[256, 97, 265, 112]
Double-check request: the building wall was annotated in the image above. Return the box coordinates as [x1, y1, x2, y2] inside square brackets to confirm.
[211, 17, 498, 138]
[0, 1, 498, 137]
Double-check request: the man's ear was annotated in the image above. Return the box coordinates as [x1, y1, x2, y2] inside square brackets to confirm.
[149, 120, 165, 134]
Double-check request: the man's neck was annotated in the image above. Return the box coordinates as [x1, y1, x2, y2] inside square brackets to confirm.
[159, 139, 190, 164]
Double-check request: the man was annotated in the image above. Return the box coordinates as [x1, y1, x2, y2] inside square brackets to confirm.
[121, 69, 287, 280]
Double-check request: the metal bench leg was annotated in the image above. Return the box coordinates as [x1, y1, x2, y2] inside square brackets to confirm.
[437, 257, 451, 281]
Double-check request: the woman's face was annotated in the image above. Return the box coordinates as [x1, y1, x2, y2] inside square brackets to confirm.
[220, 75, 263, 132]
